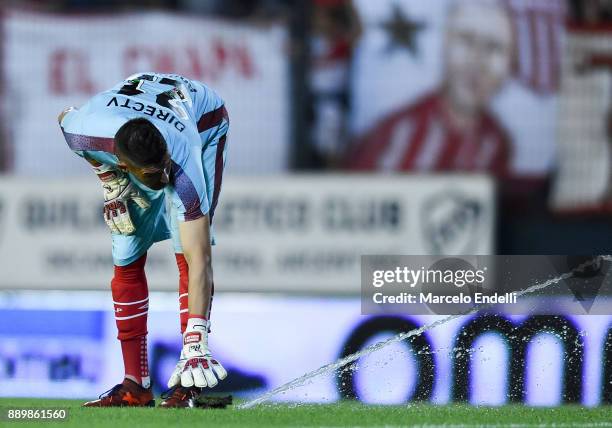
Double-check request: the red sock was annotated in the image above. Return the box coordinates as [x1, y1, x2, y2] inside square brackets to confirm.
[175, 253, 214, 334]
[176, 253, 189, 334]
[112, 254, 150, 388]
[120, 336, 149, 388]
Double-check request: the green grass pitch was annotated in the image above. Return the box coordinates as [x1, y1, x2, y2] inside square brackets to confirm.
[1, 398, 610, 427]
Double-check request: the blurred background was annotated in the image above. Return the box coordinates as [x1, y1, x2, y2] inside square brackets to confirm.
[0, 0, 611, 407]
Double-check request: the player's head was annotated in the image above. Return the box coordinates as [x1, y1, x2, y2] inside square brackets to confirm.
[442, 0, 513, 113]
[114, 118, 171, 190]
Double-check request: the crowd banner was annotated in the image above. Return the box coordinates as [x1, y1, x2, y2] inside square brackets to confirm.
[349, 0, 563, 177]
[1, 10, 289, 175]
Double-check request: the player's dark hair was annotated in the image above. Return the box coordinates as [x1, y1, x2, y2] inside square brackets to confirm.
[114, 118, 167, 167]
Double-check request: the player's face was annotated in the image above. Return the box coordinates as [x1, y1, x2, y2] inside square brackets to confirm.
[443, 0, 513, 113]
[117, 152, 171, 191]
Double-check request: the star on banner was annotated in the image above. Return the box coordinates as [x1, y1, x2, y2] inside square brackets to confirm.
[380, 4, 427, 57]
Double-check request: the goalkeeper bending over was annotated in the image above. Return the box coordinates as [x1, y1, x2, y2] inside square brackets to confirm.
[58, 72, 229, 408]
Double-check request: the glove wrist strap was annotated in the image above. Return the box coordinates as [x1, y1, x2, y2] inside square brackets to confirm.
[185, 316, 210, 333]
[92, 163, 121, 182]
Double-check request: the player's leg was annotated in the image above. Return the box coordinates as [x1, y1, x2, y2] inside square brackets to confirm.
[83, 251, 155, 407]
[84, 191, 169, 407]
[112, 254, 150, 387]
[175, 252, 189, 333]
[112, 191, 169, 382]
[84, 253, 155, 407]
[175, 252, 215, 333]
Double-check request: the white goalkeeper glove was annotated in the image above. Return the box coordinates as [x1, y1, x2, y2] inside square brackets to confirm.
[168, 317, 227, 389]
[93, 164, 150, 235]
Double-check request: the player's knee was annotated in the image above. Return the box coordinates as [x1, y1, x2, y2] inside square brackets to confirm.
[113, 254, 147, 283]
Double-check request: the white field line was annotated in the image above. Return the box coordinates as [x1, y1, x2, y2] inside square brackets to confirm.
[315, 424, 612, 428]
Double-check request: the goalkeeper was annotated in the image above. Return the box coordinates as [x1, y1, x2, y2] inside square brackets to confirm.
[58, 72, 229, 408]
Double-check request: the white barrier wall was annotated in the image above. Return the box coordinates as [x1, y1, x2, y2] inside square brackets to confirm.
[0, 291, 610, 406]
[0, 175, 494, 292]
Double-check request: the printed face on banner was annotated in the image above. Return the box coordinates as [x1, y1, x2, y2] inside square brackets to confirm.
[443, 0, 513, 114]
[349, 0, 565, 177]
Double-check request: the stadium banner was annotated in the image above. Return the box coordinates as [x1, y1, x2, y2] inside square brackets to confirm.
[0, 175, 494, 292]
[0, 291, 610, 406]
[348, 0, 563, 178]
[0, 10, 288, 175]
[550, 28, 612, 211]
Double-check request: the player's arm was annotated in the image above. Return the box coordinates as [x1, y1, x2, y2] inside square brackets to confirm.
[167, 151, 227, 389]
[167, 215, 227, 389]
[178, 215, 213, 318]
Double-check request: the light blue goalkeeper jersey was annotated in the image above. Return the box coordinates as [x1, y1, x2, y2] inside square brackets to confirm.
[60, 72, 228, 222]
[59, 72, 229, 265]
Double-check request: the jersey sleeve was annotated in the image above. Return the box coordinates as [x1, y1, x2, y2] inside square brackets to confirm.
[168, 145, 210, 222]
[58, 106, 120, 167]
[190, 80, 229, 141]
